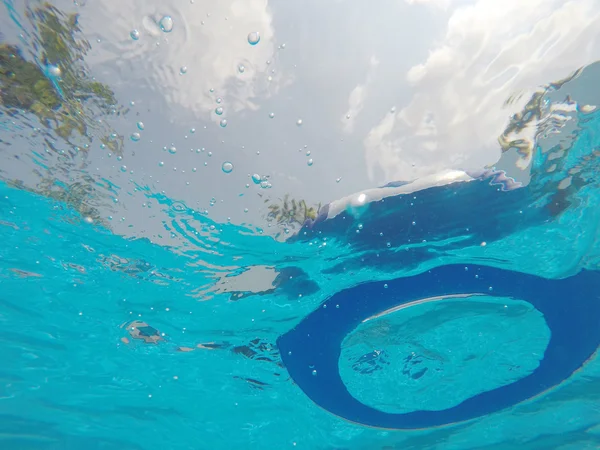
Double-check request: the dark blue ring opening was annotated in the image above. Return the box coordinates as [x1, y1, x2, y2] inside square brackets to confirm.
[277, 264, 600, 429]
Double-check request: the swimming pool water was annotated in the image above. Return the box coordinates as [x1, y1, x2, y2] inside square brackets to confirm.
[2, 1, 600, 448]
[2, 104, 600, 447]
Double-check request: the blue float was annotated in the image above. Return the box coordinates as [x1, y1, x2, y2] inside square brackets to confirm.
[277, 264, 600, 429]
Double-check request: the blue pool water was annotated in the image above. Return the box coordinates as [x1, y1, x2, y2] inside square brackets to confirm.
[2, 1, 600, 448]
[2, 104, 600, 447]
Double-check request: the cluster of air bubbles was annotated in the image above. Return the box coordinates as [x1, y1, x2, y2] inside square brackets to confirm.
[247, 31, 260, 45]
[159, 16, 174, 33]
[250, 173, 271, 189]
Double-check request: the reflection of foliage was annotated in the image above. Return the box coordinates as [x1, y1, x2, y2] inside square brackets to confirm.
[6, 176, 109, 227]
[0, 3, 124, 152]
[1, 2, 127, 226]
[498, 69, 584, 169]
[265, 194, 321, 227]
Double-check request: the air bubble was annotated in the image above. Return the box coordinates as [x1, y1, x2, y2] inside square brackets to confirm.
[296, 119, 303, 126]
[120, 165, 127, 172]
[269, 112, 275, 119]
[247, 31, 260, 45]
[307, 158, 313, 166]
[46, 64, 61, 78]
[219, 119, 228, 128]
[215, 106, 224, 115]
[251, 173, 261, 184]
[159, 161, 164, 166]
[137, 121, 144, 130]
[238, 64, 245, 73]
[169, 146, 177, 154]
[222, 162, 233, 173]
[130, 29, 140, 40]
[180, 66, 188, 75]
[159, 16, 174, 33]
[130, 132, 141, 142]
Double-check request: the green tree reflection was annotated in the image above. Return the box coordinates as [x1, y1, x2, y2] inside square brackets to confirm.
[1, 2, 125, 226]
[265, 194, 321, 228]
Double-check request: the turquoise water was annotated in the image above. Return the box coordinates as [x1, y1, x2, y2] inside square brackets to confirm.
[2, 98, 600, 447]
[2, 1, 600, 448]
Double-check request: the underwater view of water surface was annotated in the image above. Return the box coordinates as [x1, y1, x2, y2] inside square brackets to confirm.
[2, 0, 600, 448]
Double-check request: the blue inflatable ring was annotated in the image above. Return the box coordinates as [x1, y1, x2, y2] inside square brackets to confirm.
[277, 264, 600, 429]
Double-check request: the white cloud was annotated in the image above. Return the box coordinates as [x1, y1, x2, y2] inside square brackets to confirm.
[404, 0, 455, 9]
[342, 56, 379, 133]
[82, 0, 287, 121]
[365, 0, 600, 183]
